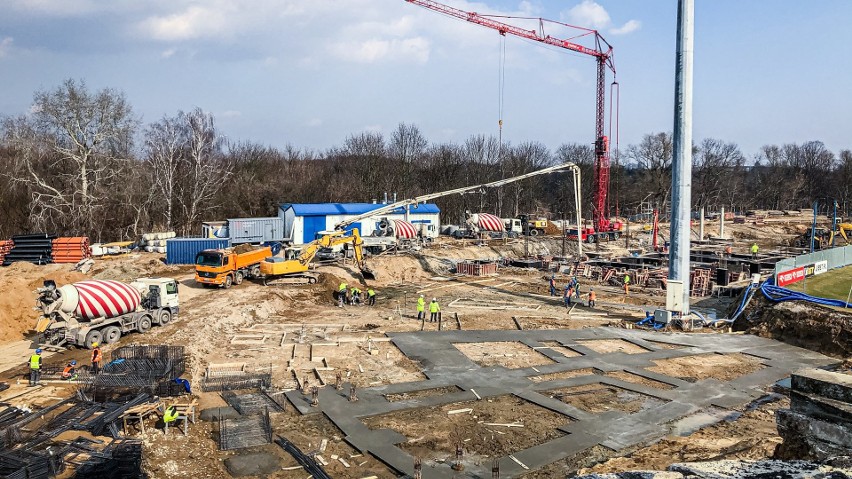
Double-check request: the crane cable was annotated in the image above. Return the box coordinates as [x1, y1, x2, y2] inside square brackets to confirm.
[498, 34, 507, 156]
[608, 79, 620, 218]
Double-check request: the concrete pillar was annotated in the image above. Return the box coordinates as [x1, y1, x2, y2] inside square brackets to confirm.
[667, 0, 694, 315]
[699, 206, 705, 241]
[720, 206, 726, 238]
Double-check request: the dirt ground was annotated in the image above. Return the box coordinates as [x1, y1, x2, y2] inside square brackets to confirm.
[547, 383, 667, 414]
[0, 216, 844, 478]
[363, 394, 569, 464]
[647, 353, 766, 382]
[579, 396, 791, 475]
[454, 341, 556, 369]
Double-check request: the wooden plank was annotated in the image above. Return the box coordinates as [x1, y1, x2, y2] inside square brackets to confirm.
[512, 317, 523, 330]
[447, 408, 473, 415]
[509, 455, 530, 470]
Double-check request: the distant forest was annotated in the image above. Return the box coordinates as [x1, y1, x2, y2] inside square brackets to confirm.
[1, 79, 850, 241]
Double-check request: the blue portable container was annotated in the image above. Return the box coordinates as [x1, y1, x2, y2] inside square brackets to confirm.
[166, 238, 231, 265]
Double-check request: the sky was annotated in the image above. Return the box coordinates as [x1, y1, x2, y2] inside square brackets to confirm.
[0, 0, 850, 159]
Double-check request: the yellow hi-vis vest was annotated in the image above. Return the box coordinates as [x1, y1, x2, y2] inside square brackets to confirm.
[29, 354, 40, 369]
[429, 301, 440, 313]
[164, 406, 179, 423]
[417, 297, 425, 312]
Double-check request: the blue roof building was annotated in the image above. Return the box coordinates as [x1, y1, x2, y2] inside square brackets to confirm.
[279, 203, 441, 245]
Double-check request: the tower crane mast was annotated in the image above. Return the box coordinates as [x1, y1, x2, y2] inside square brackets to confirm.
[405, 0, 622, 239]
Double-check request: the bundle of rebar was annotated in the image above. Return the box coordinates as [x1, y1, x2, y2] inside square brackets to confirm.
[218, 408, 272, 450]
[275, 435, 331, 479]
[0, 449, 62, 479]
[82, 393, 151, 437]
[72, 439, 145, 478]
[221, 390, 286, 415]
[202, 373, 271, 392]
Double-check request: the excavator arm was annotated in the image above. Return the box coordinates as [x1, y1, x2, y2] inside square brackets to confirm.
[326, 228, 375, 280]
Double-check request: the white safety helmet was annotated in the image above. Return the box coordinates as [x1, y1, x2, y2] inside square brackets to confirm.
[432, 297, 437, 301]
[420, 294, 424, 298]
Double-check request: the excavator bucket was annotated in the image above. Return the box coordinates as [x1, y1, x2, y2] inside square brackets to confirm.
[361, 268, 377, 281]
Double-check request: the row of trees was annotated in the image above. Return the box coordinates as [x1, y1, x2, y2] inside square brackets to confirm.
[1, 80, 851, 241]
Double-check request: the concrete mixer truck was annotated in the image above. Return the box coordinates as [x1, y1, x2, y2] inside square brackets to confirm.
[34, 278, 179, 349]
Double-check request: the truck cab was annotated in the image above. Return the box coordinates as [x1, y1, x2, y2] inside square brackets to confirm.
[501, 218, 523, 238]
[134, 277, 180, 313]
[194, 247, 270, 288]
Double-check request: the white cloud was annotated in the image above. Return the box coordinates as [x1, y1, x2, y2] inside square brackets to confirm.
[564, 1, 640, 36]
[610, 19, 641, 36]
[138, 5, 231, 41]
[566, 0, 611, 29]
[160, 48, 176, 58]
[331, 37, 430, 64]
[305, 118, 323, 127]
[0, 37, 12, 58]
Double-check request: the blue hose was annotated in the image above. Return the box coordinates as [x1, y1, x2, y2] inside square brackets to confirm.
[760, 281, 852, 308]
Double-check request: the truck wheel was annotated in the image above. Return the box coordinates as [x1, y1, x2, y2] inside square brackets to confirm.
[84, 330, 103, 349]
[137, 316, 152, 333]
[529, 229, 540, 237]
[586, 235, 596, 244]
[308, 276, 317, 284]
[103, 326, 121, 344]
[159, 310, 172, 325]
[612, 232, 621, 240]
[223, 275, 233, 289]
[235, 271, 244, 285]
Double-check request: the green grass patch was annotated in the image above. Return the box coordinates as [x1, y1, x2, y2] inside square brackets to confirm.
[786, 265, 852, 302]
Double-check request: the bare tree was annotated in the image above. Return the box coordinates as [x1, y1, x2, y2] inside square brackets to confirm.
[177, 108, 230, 235]
[625, 133, 673, 212]
[693, 138, 745, 208]
[388, 123, 427, 196]
[2, 79, 137, 235]
[145, 115, 184, 230]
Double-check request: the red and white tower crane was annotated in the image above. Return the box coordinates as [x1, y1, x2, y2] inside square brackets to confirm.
[405, 0, 623, 242]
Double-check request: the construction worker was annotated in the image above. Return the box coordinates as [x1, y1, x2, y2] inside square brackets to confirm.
[367, 288, 376, 306]
[417, 294, 425, 321]
[588, 288, 596, 308]
[429, 298, 440, 322]
[751, 243, 759, 258]
[573, 277, 581, 300]
[163, 404, 180, 431]
[91, 342, 102, 374]
[62, 360, 78, 381]
[564, 285, 572, 308]
[338, 282, 348, 304]
[623, 274, 630, 295]
[28, 349, 42, 386]
[725, 245, 733, 256]
[351, 287, 361, 305]
[549, 275, 557, 296]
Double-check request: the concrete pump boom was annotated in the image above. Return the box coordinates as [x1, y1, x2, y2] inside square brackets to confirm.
[334, 162, 584, 256]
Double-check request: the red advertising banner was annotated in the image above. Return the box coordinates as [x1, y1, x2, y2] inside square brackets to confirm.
[777, 267, 805, 287]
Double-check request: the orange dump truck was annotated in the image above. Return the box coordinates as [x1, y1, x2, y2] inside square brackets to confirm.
[194, 246, 271, 288]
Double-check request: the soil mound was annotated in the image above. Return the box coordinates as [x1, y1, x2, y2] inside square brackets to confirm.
[0, 262, 89, 345]
[733, 295, 852, 358]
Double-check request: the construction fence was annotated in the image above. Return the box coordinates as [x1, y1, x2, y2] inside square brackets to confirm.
[774, 245, 852, 285]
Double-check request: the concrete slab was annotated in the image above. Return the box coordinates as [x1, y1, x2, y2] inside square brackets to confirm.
[285, 328, 838, 478]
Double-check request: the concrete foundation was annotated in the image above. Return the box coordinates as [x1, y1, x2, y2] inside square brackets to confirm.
[284, 329, 837, 478]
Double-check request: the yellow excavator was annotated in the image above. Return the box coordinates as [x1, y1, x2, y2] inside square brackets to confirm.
[829, 223, 852, 246]
[259, 228, 375, 285]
